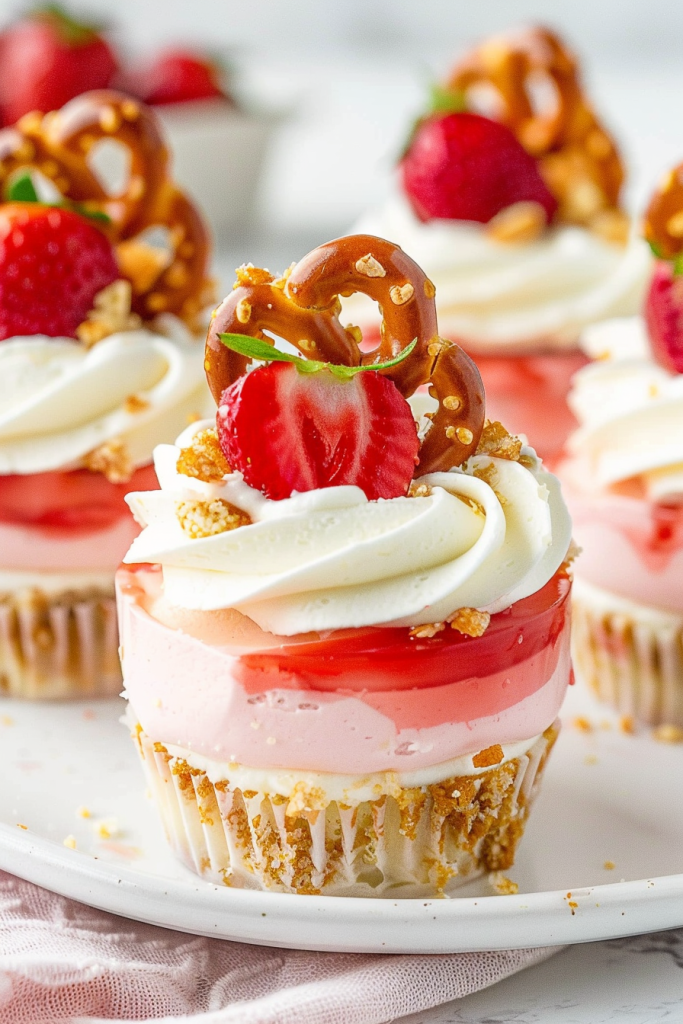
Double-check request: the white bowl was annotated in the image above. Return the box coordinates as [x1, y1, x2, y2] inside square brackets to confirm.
[156, 98, 283, 237]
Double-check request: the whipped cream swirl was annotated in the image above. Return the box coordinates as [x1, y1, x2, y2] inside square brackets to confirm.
[345, 193, 650, 352]
[568, 317, 683, 501]
[0, 318, 213, 475]
[124, 420, 572, 636]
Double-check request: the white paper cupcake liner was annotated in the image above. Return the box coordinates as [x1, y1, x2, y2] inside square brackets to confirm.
[0, 585, 121, 700]
[133, 721, 559, 898]
[572, 576, 683, 727]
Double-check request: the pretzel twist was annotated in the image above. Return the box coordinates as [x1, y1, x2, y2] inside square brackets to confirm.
[206, 235, 485, 475]
[0, 90, 211, 327]
[643, 162, 683, 260]
[449, 27, 625, 230]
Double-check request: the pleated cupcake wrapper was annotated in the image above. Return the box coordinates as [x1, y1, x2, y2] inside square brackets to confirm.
[0, 586, 121, 700]
[134, 721, 559, 898]
[572, 577, 683, 727]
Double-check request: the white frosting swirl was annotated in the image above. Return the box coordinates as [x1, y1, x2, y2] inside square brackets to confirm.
[0, 318, 213, 475]
[344, 193, 650, 352]
[568, 316, 683, 501]
[123, 420, 571, 636]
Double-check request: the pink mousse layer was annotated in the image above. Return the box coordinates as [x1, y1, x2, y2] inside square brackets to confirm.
[117, 565, 572, 775]
[560, 465, 683, 614]
[0, 515, 141, 573]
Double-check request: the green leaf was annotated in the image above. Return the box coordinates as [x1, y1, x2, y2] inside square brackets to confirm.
[68, 203, 112, 225]
[428, 83, 467, 116]
[8, 172, 39, 203]
[647, 239, 664, 260]
[673, 254, 683, 277]
[218, 333, 418, 379]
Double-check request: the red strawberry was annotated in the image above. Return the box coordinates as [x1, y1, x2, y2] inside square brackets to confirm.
[401, 111, 557, 224]
[125, 49, 227, 107]
[217, 361, 419, 502]
[0, 203, 119, 340]
[0, 6, 117, 126]
[644, 260, 683, 374]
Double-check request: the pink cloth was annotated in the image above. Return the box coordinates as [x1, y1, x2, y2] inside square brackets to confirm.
[0, 871, 559, 1024]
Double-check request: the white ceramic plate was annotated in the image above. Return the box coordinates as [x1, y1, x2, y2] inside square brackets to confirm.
[0, 683, 682, 954]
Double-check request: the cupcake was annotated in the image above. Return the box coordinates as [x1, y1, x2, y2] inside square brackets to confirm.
[561, 163, 683, 727]
[118, 234, 573, 897]
[0, 89, 214, 699]
[347, 26, 650, 463]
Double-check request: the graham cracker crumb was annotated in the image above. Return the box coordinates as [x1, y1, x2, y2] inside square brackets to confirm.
[76, 279, 142, 346]
[652, 724, 683, 744]
[84, 438, 133, 483]
[76, 806, 91, 819]
[604, 860, 616, 870]
[584, 754, 599, 765]
[448, 607, 491, 637]
[16, 823, 27, 830]
[476, 420, 523, 461]
[486, 201, 546, 244]
[124, 394, 150, 414]
[94, 817, 120, 840]
[234, 263, 274, 288]
[410, 621, 445, 638]
[116, 241, 170, 296]
[573, 716, 593, 733]
[176, 498, 251, 539]
[63, 835, 77, 849]
[473, 744, 504, 769]
[176, 428, 230, 482]
[489, 871, 519, 895]
[408, 483, 433, 498]
[619, 715, 636, 735]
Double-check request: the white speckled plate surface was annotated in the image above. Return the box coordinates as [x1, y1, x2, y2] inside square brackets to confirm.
[0, 682, 681, 953]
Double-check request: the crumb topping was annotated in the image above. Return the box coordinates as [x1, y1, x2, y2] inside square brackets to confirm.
[234, 263, 274, 288]
[449, 607, 491, 637]
[76, 279, 142, 347]
[652, 724, 683, 744]
[489, 871, 519, 895]
[84, 438, 133, 483]
[124, 394, 150, 414]
[476, 420, 523, 461]
[176, 427, 231, 482]
[486, 201, 547, 244]
[473, 744, 505, 768]
[176, 498, 251, 538]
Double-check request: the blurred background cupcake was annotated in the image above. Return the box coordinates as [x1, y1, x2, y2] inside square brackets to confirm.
[560, 158, 683, 728]
[345, 25, 651, 463]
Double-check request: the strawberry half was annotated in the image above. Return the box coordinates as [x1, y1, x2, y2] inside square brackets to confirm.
[644, 260, 683, 375]
[215, 335, 420, 501]
[0, 201, 119, 340]
[401, 111, 557, 224]
[124, 49, 227, 106]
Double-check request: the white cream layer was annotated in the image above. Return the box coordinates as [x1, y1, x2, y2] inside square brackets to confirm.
[0, 568, 114, 595]
[0, 317, 213, 475]
[124, 420, 572, 636]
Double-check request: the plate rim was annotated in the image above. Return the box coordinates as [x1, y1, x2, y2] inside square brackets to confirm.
[3, 823, 683, 953]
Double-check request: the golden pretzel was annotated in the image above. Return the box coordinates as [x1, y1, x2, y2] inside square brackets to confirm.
[643, 162, 683, 260]
[0, 89, 212, 327]
[205, 235, 485, 475]
[449, 27, 625, 233]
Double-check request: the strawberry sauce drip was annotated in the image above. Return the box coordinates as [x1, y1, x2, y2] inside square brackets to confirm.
[612, 501, 683, 573]
[235, 570, 571, 698]
[0, 463, 158, 534]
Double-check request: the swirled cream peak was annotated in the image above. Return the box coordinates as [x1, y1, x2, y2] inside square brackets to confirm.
[0, 319, 213, 475]
[344, 193, 650, 351]
[123, 420, 572, 635]
[568, 316, 683, 500]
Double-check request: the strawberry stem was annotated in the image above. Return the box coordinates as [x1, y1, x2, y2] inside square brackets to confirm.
[6, 171, 111, 226]
[218, 333, 417, 378]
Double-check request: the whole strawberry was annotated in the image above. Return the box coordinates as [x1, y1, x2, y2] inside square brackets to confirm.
[402, 111, 557, 224]
[0, 203, 119, 340]
[0, 5, 117, 126]
[216, 335, 420, 502]
[125, 49, 227, 107]
[644, 260, 683, 375]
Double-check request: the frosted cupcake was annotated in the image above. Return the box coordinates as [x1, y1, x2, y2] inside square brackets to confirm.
[562, 163, 683, 727]
[348, 27, 649, 462]
[118, 234, 573, 897]
[0, 90, 214, 699]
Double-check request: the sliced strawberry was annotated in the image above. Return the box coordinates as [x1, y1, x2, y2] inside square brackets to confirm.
[124, 49, 227, 107]
[217, 362, 419, 501]
[401, 111, 557, 224]
[0, 202, 119, 340]
[644, 260, 683, 374]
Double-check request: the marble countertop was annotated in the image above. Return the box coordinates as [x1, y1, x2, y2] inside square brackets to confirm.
[398, 929, 683, 1023]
